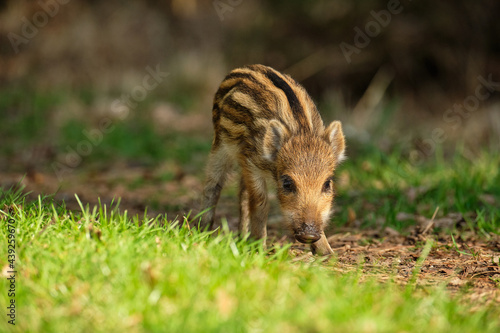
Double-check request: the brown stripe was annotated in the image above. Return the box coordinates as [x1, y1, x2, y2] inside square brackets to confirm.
[262, 68, 310, 131]
[220, 95, 255, 124]
[214, 71, 266, 103]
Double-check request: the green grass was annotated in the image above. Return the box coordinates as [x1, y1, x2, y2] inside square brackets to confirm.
[0, 87, 211, 172]
[1, 84, 499, 331]
[334, 147, 500, 234]
[1, 188, 499, 332]
[57, 112, 211, 169]
[0, 87, 63, 156]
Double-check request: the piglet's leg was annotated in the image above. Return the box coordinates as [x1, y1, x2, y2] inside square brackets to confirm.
[238, 176, 250, 236]
[310, 232, 333, 256]
[199, 144, 234, 230]
[241, 162, 269, 241]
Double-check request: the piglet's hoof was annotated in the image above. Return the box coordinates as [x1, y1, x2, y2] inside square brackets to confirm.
[310, 234, 333, 256]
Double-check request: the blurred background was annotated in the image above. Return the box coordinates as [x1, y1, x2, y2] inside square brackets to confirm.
[0, 0, 499, 216]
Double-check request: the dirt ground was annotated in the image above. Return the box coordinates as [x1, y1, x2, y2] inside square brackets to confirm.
[289, 230, 500, 306]
[2, 167, 499, 304]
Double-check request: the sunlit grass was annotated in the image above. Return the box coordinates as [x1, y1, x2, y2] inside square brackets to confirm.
[335, 148, 500, 234]
[0, 188, 499, 332]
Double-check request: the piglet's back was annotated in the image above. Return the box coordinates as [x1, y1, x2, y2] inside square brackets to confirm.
[212, 64, 326, 151]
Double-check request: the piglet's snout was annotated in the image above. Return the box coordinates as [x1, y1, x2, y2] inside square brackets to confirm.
[295, 223, 321, 244]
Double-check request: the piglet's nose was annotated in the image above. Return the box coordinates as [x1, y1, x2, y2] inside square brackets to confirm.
[295, 223, 321, 244]
[295, 233, 321, 244]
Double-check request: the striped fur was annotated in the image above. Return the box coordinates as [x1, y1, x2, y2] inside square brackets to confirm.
[200, 64, 345, 255]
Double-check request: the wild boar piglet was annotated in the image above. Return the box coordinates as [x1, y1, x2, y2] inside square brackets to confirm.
[199, 64, 346, 255]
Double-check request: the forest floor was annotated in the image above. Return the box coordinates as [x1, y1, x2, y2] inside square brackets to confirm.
[2, 150, 499, 306]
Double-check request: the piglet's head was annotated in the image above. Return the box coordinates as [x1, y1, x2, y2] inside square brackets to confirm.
[263, 120, 345, 244]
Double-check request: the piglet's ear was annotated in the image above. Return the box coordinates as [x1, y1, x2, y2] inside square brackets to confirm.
[324, 121, 346, 163]
[262, 120, 288, 162]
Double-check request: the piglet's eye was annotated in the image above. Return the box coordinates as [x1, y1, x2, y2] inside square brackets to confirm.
[281, 175, 296, 193]
[322, 179, 332, 193]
